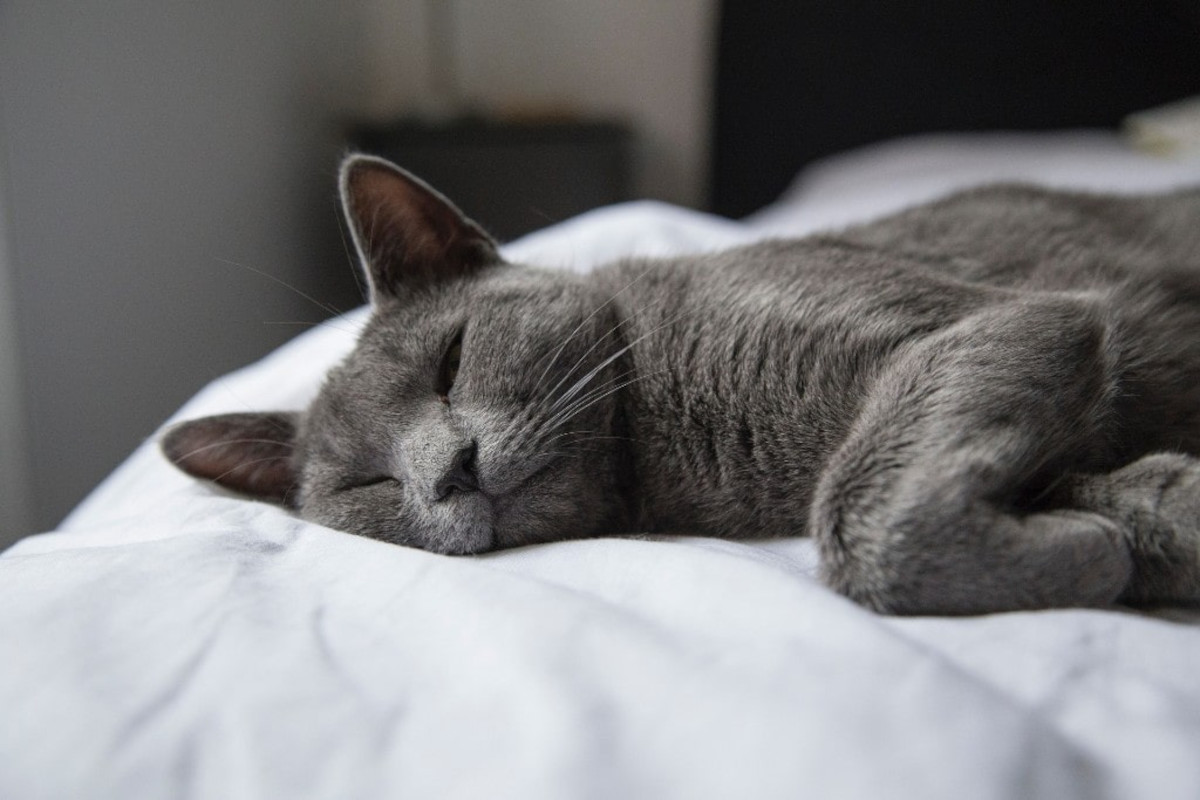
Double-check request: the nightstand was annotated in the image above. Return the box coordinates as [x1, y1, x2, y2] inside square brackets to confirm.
[348, 119, 634, 242]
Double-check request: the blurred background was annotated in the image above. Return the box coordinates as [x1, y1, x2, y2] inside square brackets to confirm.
[0, 0, 715, 545]
[2, 1, 1197, 547]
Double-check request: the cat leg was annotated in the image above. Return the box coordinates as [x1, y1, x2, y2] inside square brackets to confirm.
[811, 300, 1136, 615]
[1061, 453, 1200, 606]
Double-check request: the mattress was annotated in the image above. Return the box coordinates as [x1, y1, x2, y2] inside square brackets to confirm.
[4, 132, 1200, 800]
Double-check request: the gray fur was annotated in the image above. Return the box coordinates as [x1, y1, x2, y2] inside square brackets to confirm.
[163, 155, 1200, 615]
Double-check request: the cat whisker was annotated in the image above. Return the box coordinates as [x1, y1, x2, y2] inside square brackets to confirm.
[213, 257, 344, 319]
[209, 455, 296, 487]
[212, 385, 300, 433]
[540, 268, 718, 417]
[551, 366, 637, 410]
[536, 427, 601, 448]
[549, 445, 615, 458]
[539, 430, 638, 450]
[532, 263, 658, 395]
[334, 199, 369, 304]
[543, 317, 628, 409]
[543, 368, 638, 430]
[262, 320, 362, 337]
[526, 205, 560, 226]
[366, 204, 384, 273]
[543, 383, 637, 437]
[496, 399, 546, 447]
[542, 370, 670, 436]
[169, 438, 296, 463]
[547, 301, 697, 415]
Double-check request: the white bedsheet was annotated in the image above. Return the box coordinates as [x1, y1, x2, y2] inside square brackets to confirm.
[5, 132, 1200, 800]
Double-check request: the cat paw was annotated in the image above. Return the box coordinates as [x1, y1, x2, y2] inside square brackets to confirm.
[1068, 453, 1200, 605]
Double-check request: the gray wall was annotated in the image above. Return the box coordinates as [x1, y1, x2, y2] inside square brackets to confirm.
[0, 1, 369, 535]
[0, 140, 34, 544]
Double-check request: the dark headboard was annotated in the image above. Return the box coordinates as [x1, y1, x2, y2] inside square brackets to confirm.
[711, 1, 1200, 217]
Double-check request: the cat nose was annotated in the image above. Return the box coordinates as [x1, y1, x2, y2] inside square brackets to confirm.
[435, 441, 479, 500]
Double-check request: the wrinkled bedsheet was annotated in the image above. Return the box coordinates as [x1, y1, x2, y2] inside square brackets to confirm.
[4, 132, 1200, 800]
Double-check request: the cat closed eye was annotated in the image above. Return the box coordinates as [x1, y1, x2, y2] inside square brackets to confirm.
[439, 334, 463, 399]
[343, 475, 397, 491]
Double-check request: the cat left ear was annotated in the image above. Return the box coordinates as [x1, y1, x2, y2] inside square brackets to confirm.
[339, 154, 502, 304]
[161, 412, 300, 505]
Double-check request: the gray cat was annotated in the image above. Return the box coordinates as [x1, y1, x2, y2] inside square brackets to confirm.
[163, 154, 1200, 615]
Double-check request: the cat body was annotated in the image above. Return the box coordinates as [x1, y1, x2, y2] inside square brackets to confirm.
[165, 156, 1200, 614]
[610, 188, 1200, 535]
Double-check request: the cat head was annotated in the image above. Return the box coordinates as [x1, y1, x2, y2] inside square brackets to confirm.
[163, 155, 633, 553]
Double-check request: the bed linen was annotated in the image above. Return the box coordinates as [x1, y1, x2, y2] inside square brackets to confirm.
[5, 132, 1200, 800]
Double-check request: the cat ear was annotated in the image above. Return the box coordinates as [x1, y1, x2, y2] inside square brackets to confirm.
[161, 412, 299, 505]
[339, 154, 502, 303]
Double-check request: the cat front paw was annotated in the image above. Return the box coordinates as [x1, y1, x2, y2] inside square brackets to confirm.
[1068, 453, 1200, 606]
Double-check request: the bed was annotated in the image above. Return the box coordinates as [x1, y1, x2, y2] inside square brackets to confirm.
[6, 5, 1200, 800]
[3, 130, 1200, 800]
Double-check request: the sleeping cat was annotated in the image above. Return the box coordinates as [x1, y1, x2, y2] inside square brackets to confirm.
[164, 154, 1200, 615]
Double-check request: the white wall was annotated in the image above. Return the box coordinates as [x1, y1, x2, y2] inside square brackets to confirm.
[360, 0, 718, 207]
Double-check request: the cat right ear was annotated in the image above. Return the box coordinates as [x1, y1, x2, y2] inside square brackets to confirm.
[161, 412, 299, 505]
[339, 154, 502, 304]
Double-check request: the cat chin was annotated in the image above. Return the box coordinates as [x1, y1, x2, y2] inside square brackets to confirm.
[426, 492, 497, 554]
[345, 518, 496, 556]
[420, 523, 495, 555]
[298, 489, 498, 555]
